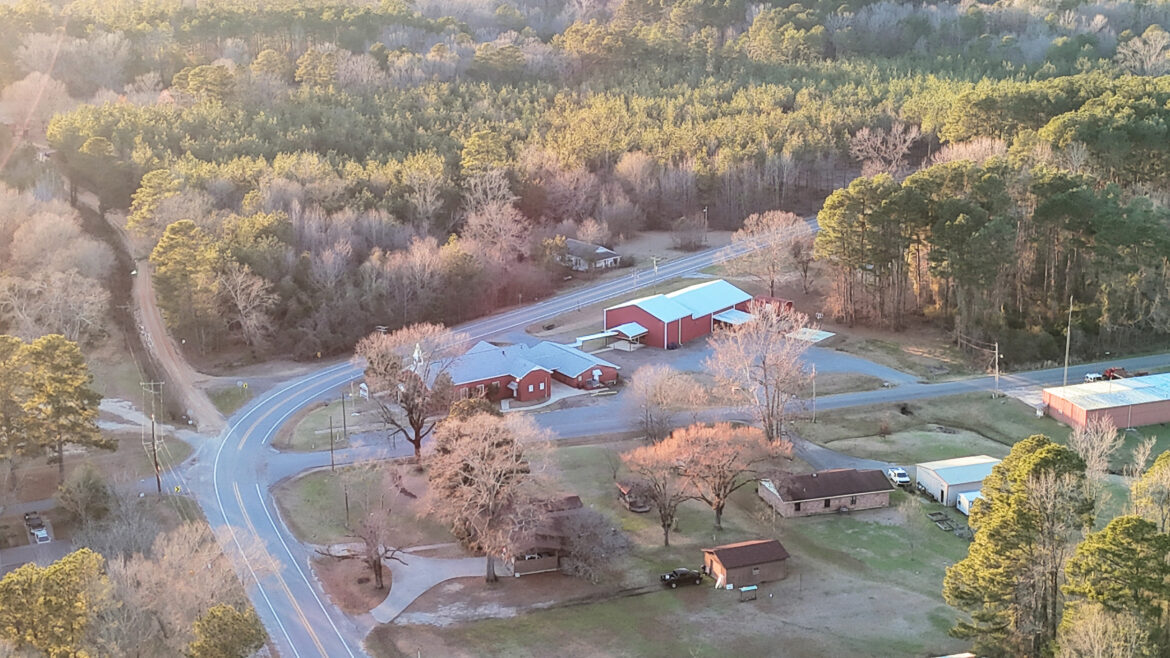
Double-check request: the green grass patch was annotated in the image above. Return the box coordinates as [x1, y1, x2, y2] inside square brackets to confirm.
[1115, 424, 1170, 472]
[798, 393, 1071, 449]
[826, 427, 1012, 464]
[799, 372, 886, 397]
[272, 466, 453, 548]
[136, 434, 193, 476]
[275, 397, 381, 452]
[208, 385, 254, 416]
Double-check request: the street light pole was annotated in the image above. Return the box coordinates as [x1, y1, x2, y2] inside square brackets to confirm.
[329, 416, 335, 472]
[1062, 295, 1073, 387]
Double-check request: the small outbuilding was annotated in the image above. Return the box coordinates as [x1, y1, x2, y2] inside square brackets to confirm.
[916, 455, 1001, 507]
[1042, 373, 1170, 430]
[702, 539, 790, 588]
[956, 490, 984, 517]
[757, 469, 895, 517]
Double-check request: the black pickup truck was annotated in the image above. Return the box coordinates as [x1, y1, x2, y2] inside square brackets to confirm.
[660, 568, 703, 588]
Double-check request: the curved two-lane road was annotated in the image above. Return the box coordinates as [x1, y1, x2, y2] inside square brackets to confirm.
[203, 239, 770, 656]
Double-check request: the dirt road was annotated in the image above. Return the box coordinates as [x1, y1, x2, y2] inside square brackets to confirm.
[79, 191, 225, 432]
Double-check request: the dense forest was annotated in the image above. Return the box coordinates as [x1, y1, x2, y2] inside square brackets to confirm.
[2, 0, 1169, 361]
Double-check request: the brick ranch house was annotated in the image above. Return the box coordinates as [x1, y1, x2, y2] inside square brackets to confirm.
[446, 341, 619, 404]
[602, 279, 754, 349]
[702, 539, 790, 588]
[758, 469, 894, 518]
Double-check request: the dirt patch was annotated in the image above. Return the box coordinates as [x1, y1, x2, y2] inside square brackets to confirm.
[313, 556, 388, 615]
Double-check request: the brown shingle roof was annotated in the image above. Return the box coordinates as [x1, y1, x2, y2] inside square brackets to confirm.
[771, 468, 894, 503]
[702, 539, 790, 569]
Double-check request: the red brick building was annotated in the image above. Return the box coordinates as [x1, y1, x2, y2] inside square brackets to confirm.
[602, 279, 753, 349]
[758, 469, 894, 518]
[447, 341, 620, 404]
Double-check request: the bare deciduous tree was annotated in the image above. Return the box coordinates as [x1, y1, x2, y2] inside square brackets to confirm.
[930, 137, 1008, 167]
[670, 212, 708, 250]
[217, 261, 277, 349]
[1056, 603, 1153, 658]
[462, 169, 516, 217]
[316, 465, 407, 590]
[669, 422, 780, 529]
[354, 323, 469, 458]
[621, 441, 694, 546]
[556, 507, 630, 583]
[425, 413, 546, 582]
[1116, 26, 1170, 76]
[626, 364, 705, 442]
[575, 217, 609, 246]
[705, 306, 814, 442]
[1068, 416, 1122, 506]
[849, 120, 920, 177]
[462, 201, 529, 264]
[720, 211, 809, 297]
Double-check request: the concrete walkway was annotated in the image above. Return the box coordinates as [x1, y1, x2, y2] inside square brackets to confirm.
[370, 553, 486, 624]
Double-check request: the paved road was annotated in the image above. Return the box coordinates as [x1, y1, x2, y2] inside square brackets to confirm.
[203, 239, 770, 657]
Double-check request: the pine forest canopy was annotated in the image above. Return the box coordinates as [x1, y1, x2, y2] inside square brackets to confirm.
[0, 0, 1167, 359]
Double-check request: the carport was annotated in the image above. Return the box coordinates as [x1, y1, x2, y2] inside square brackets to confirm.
[611, 322, 647, 351]
[713, 308, 753, 327]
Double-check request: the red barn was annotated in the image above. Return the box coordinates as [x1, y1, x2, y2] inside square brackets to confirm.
[603, 279, 753, 349]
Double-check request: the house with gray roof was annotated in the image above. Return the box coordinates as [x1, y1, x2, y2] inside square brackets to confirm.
[447, 341, 620, 404]
[560, 238, 621, 271]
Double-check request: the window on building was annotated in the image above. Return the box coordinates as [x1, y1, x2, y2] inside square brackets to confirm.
[539, 381, 545, 391]
[528, 384, 533, 393]
[459, 388, 469, 400]
[476, 384, 485, 396]
[823, 499, 831, 508]
[794, 502, 801, 512]
[850, 496, 857, 505]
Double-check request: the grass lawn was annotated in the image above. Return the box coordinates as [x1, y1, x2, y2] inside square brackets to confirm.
[798, 393, 1071, 449]
[826, 427, 1013, 464]
[208, 384, 254, 416]
[274, 397, 381, 452]
[272, 466, 453, 548]
[1115, 423, 1170, 472]
[370, 443, 970, 657]
[799, 372, 886, 397]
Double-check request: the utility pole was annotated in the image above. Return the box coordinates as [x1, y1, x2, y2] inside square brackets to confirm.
[650, 255, 662, 285]
[811, 365, 817, 423]
[1063, 295, 1073, 387]
[141, 382, 164, 494]
[992, 339, 1001, 398]
[329, 416, 335, 472]
[340, 393, 348, 442]
[151, 415, 161, 493]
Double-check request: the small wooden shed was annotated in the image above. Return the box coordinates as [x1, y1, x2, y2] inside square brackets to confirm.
[702, 539, 790, 589]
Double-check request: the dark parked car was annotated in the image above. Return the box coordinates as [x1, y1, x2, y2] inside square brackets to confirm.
[24, 512, 44, 530]
[660, 568, 703, 588]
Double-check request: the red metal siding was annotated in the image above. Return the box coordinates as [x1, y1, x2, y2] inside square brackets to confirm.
[1087, 400, 1170, 430]
[678, 314, 709, 344]
[605, 306, 667, 349]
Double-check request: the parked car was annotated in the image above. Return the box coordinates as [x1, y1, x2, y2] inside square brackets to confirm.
[31, 527, 50, 544]
[1084, 372, 1103, 383]
[886, 467, 911, 486]
[24, 512, 44, 531]
[660, 568, 703, 588]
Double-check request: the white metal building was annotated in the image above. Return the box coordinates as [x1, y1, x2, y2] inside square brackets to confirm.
[916, 455, 1001, 507]
[956, 490, 984, 516]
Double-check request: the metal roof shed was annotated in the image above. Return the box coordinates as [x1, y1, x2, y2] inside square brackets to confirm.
[916, 455, 1001, 507]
